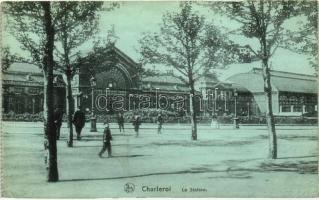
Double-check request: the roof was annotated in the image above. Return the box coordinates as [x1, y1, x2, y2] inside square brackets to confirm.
[112, 46, 139, 68]
[3, 71, 43, 82]
[227, 68, 317, 94]
[7, 62, 42, 74]
[142, 75, 185, 85]
[3, 70, 65, 87]
[141, 75, 189, 92]
[251, 68, 317, 81]
[142, 84, 189, 92]
[6, 62, 63, 75]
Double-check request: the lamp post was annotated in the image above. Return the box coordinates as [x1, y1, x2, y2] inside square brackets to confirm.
[90, 76, 97, 132]
[32, 98, 35, 114]
[105, 88, 110, 112]
[221, 91, 227, 113]
[214, 88, 218, 115]
[156, 88, 159, 110]
[233, 89, 239, 129]
[202, 89, 208, 117]
[247, 101, 250, 119]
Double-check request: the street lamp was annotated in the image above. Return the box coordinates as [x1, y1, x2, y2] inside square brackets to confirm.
[214, 88, 218, 115]
[32, 98, 35, 114]
[156, 88, 159, 110]
[105, 87, 110, 113]
[90, 76, 97, 132]
[247, 101, 250, 119]
[225, 91, 228, 112]
[233, 89, 239, 129]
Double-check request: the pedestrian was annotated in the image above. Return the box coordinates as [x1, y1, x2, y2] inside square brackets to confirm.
[72, 107, 86, 140]
[157, 113, 163, 134]
[54, 107, 63, 140]
[98, 124, 113, 158]
[211, 113, 220, 129]
[117, 113, 125, 133]
[132, 115, 141, 137]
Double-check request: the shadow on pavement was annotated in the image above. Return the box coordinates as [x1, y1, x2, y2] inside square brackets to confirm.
[59, 157, 317, 183]
[277, 155, 317, 159]
[59, 168, 226, 182]
[260, 160, 317, 174]
[152, 140, 255, 147]
[100, 154, 150, 158]
[259, 135, 317, 141]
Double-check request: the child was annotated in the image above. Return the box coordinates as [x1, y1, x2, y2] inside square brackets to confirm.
[98, 124, 113, 158]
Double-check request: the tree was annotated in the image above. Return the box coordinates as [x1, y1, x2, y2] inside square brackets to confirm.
[41, 2, 58, 181]
[139, 2, 238, 140]
[4, 1, 59, 181]
[1, 46, 14, 71]
[3, 1, 110, 180]
[282, 1, 318, 71]
[210, 1, 301, 159]
[53, 2, 107, 147]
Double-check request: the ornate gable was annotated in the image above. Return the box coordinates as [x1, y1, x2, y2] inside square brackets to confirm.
[77, 44, 140, 90]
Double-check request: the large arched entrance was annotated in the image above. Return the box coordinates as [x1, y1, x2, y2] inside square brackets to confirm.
[95, 63, 133, 90]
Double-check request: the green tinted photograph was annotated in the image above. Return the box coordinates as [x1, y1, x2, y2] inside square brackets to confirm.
[1, 1, 318, 198]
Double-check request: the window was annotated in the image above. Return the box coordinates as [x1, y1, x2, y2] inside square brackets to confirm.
[305, 105, 314, 113]
[8, 97, 15, 113]
[107, 81, 117, 88]
[16, 97, 25, 114]
[14, 87, 24, 94]
[293, 105, 302, 112]
[281, 105, 291, 112]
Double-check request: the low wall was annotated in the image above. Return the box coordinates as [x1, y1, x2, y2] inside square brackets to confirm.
[3, 112, 317, 125]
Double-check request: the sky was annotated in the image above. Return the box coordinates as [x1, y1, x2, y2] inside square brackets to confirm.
[3, 2, 316, 80]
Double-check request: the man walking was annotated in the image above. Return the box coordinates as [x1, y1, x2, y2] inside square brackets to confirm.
[132, 115, 141, 137]
[98, 124, 113, 158]
[54, 107, 63, 140]
[157, 113, 163, 134]
[73, 107, 86, 140]
[117, 113, 125, 133]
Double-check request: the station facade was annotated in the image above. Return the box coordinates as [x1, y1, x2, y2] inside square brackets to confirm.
[2, 46, 317, 118]
[2, 63, 66, 115]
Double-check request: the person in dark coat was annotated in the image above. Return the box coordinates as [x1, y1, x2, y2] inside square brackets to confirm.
[54, 108, 63, 140]
[132, 115, 141, 137]
[157, 114, 163, 134]
[72, 107, 85, 140]
[98, 124, 113, 158]
[117, 113, 125, 133]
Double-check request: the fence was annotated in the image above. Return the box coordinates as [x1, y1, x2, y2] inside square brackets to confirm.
[3, 111, 317, 125]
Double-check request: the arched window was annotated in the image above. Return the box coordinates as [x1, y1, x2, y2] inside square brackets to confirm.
[107, 81, 117, 89]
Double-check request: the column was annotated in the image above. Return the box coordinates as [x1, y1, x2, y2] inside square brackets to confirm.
[290, 105, 294, 113]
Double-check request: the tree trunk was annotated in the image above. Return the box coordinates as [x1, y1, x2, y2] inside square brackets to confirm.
[61, 12, 74, 147]
[43, 71, 49, 168]
[259, 11, 278, 159]
[189, 83, 197, 140]
[66, 73, 74, 147]
[262, 58, 277, 159]
[42, 2, 59, 181]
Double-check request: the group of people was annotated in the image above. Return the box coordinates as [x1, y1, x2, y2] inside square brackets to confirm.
[116, 113, 163, 136]
[53, 107, 86, 140]
[53, 108, 164, 158]
[98, 113, 164, 158]
[98, 113, 163, 158]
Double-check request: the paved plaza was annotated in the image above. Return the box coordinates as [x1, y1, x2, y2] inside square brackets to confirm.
[2, 122, 318, 197]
